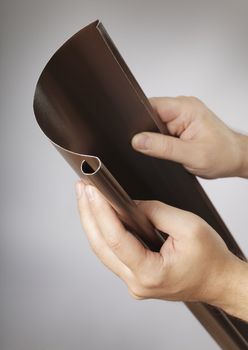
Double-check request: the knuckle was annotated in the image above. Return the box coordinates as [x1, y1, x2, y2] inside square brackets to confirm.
[176, 95, 204, 111]
[187, 216, 203, 238]
[196, 157, 207, 170]
[129, 289, 144, 300]
[128, 285, 148, 300]
[147, 200, 162, 218]
[189, 97, 206, 115]
[188, 96, 202, 105]
[176, 95, 187, 100]
[138, 272, 162, 289]
[77, 200, 84, 217]
[160, 137, 174, 158]
[137, 200, 160, 215]
[149, 96, 157, 103]
[197, 149, 211, 169]
[149, 97, 159, 110]
[107, 233, 121, 250]
[150, 199, 162, 208]
[91, 243, 101, 256]
[86, 231, 103, 251]
[89, 240, 104, 258]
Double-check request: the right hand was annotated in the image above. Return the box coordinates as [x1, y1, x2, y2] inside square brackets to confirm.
[131, 96, 247, 179]
[76, 181, 233, 305]
[76, 181, 248, 323]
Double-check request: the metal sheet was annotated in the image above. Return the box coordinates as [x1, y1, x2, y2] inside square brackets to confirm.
[33, 20, 248, 349]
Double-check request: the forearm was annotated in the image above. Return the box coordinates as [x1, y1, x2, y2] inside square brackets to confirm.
[236, 132, 248, 178]
[211, 255, 248, 322]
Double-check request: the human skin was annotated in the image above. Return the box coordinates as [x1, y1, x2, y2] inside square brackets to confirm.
[132, 96, 248, 179]
[76, 96, 248, 322]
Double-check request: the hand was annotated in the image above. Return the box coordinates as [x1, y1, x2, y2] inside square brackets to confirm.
[76, 181, 236, 305]
[131, 96, 248, 179]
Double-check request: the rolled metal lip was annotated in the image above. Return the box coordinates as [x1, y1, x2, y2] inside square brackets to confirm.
[33, 20, 248, 349]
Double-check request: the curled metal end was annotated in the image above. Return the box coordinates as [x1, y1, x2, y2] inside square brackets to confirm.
[81, 159, 101, 175]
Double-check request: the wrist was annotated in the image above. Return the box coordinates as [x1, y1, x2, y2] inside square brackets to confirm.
[235, 132, 248, 178]
[208, 253, 248, 320]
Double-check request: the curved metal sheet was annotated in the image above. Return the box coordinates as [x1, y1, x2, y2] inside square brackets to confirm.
[33, 20, 248, 349]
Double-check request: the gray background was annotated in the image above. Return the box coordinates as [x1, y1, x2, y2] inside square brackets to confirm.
[1, 0, 248, 349]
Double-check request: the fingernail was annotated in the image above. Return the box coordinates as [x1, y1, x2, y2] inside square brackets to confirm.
[132, 133, 150, 150]
[75, 181, 82, 199]
[85, 185, 95, 201]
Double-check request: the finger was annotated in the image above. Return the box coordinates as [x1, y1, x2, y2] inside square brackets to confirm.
[149, 97, 182, 123]
[76, 181, 131, 280]
[131, 132, 194, 165]
[84, 184, 156, 272]
[135, 200, 199, 241]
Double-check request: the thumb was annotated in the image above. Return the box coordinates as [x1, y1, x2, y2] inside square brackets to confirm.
[135, 200, 199, 241]
[131, 132, 193, 165]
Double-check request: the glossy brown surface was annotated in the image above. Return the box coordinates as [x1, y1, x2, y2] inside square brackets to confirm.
[33, 20, 248, 349]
